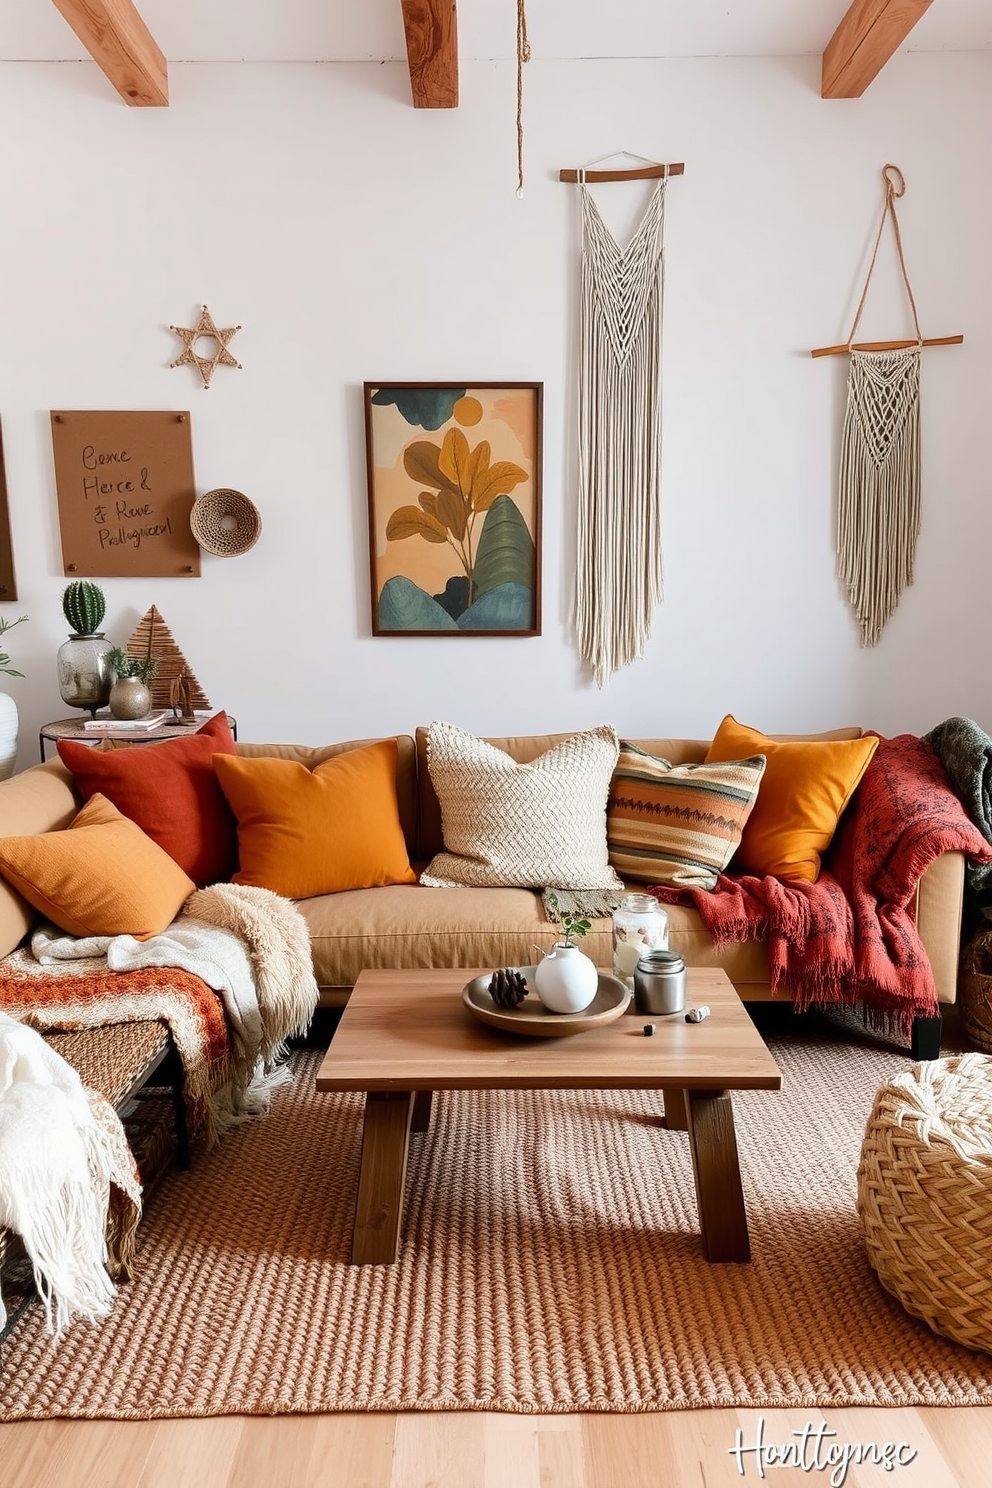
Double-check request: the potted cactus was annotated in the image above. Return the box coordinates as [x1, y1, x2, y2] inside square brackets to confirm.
[56, 580, 114, 716]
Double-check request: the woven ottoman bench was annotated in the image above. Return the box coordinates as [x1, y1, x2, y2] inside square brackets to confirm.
[857, 1052, 992, 1355]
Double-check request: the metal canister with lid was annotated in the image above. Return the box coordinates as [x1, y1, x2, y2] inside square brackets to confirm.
[633, 948, 687, 1016]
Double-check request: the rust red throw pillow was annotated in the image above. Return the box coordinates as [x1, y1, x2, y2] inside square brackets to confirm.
[57, 712, 239, 887]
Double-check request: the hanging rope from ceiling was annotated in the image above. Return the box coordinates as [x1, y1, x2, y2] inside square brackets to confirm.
[516, 0, 531, 194]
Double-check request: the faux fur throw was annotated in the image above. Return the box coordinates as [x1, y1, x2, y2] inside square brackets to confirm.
[649, 734, 992, 1034]
[923, 717, 992, 892]
[0, 1011, 141, 1337]
[182, 883, 319, 1064]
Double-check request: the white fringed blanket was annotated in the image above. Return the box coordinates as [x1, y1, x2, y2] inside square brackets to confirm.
[0, 885, 319, 1338]
[0, 1012, 141, 1337]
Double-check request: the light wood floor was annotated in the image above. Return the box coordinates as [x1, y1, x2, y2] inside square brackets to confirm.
[2, 1406, 992, 1486]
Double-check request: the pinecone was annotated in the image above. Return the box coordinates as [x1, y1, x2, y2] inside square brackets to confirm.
[489, 967, 529, 1008]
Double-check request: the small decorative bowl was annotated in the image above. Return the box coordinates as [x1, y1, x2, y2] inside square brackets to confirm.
[190, 488, 261, 557]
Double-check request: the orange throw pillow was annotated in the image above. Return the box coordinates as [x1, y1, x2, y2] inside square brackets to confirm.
[213, 739, 417, 897]
[705, 715, 878, 882]
[0, 793, 196, 939]
[58, 712, 239, 887]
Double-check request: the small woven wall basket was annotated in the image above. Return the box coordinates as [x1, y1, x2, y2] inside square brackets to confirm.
[857, 1052, 992, 1354]
[958, 929, 992, 1053]
[190, 488, 261, 557]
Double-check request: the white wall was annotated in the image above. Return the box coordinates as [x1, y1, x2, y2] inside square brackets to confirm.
[0, 53, 989, 768]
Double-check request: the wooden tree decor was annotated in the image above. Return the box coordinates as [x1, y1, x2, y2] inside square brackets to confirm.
[125, 605, 210, 712]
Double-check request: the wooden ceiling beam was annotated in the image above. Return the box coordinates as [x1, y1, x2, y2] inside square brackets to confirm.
[822, 0, 934, 98]
[400, 0, 458, 109]
[49, 0, 168, 106]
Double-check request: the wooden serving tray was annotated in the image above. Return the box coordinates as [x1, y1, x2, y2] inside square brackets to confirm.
[462, 967, 631, 1037]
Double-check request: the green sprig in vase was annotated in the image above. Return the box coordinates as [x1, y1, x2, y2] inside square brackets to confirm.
[107, 646, 158, 720]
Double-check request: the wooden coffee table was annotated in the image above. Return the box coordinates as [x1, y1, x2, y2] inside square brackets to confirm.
[316, 966, 781, 1266]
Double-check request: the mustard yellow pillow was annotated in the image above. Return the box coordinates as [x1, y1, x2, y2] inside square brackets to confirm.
[0, 793, 196, 939]
[213, 738, 417, 897]
[704, 716, 878, 882]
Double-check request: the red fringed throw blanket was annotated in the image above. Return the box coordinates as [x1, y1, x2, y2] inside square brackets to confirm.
[649, 733, 992, 1034]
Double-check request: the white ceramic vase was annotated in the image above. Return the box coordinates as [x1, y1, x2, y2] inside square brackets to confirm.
[534, 943, 599, 1014]
[0, 691, 18, 781]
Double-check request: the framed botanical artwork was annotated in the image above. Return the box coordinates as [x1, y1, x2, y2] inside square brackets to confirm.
[364, 382, 542, 636]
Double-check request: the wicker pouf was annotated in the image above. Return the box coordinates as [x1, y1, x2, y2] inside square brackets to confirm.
[857, 1052, 992, 1354]
[958, 929, 992, 1053]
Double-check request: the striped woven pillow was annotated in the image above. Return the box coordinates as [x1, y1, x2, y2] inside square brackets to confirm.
[607, 744, 766, 889]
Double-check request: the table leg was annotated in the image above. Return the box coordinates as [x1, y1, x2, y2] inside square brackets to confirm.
[351, 1090, 415, 1265]
[663, 1087, 688, 1130]
[684, 1089, 751, 1263]
[411, 1089, 433, 1132]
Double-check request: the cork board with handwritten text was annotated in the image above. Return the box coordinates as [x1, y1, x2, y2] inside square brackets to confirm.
[51, 410, 201, 578]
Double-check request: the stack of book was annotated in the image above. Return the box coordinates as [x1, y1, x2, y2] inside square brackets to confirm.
[82, 712, 168, 733]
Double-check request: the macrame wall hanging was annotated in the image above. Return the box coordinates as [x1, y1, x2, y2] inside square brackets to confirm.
[812, 165, 963, 647]
[559, 156, 685, 687]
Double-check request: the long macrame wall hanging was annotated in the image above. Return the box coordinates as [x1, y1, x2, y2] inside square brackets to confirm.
[559, 155, 685, 687]
[812, 165, 963, 648]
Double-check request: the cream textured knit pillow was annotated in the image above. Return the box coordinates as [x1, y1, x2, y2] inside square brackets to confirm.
[420, 721, 623, 890]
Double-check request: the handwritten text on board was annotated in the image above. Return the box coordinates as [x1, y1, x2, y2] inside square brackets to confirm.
[51, 411, 200, 578]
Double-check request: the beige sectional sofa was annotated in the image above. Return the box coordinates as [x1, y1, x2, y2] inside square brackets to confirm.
[0, 727, 966, 1020]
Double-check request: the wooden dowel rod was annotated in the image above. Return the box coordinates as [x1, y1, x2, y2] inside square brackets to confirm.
[811, 334, 964, 359]
[558, 163, 685, 183]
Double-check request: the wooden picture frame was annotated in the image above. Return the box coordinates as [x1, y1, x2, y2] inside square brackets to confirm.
[0, 420, 17, 601]
[364, 382, 542, 636]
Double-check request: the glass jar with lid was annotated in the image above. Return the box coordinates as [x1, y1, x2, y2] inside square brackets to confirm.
[612, 892, 669, 988]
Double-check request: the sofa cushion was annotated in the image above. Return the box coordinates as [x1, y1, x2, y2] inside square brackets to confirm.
[57, 711, 239, 887]
[706, 715, 878, 882]
[297, 883, 772, 991]
[0, 793, 195, 940]
[420, 721, 623, 891]
[0, 760, 81, 958]
[607, 743, 766, 888]
[415, 730, 715, 860]
[236, 735, 419, 861]
[214, 739, 417, 898]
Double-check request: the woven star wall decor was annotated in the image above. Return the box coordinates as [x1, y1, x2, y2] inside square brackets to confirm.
[169, 304, 242, 389]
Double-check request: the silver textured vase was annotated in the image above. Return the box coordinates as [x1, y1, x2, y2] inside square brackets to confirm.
[56, 633, 113, 717]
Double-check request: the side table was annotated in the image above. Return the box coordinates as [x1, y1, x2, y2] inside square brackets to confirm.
[39, 713, 238, 762]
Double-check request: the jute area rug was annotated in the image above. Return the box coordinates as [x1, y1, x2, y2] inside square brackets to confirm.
[2, 1011, 992, 1420]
